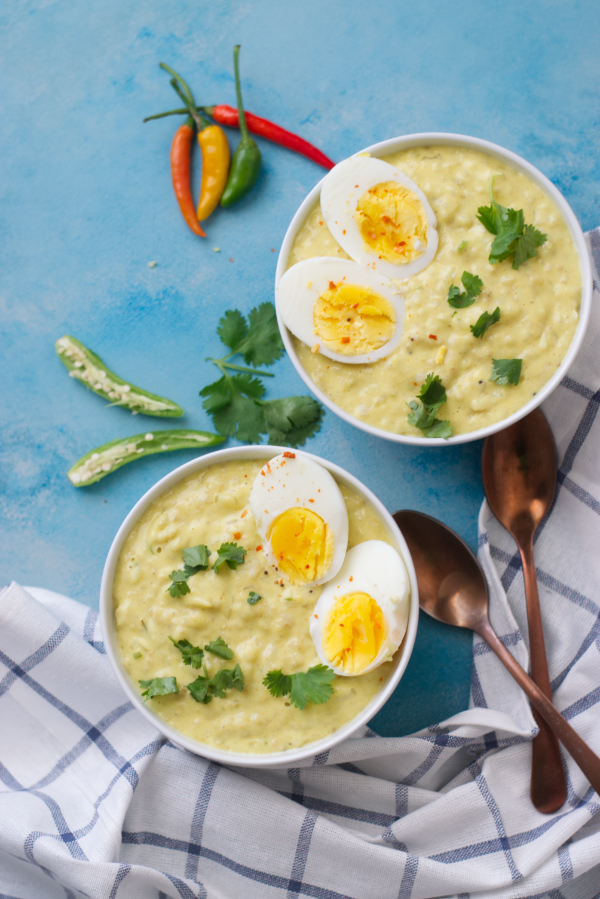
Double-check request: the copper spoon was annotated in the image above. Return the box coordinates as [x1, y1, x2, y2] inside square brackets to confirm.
[481, 408, 566, 813]
[394, 509, 600, 801]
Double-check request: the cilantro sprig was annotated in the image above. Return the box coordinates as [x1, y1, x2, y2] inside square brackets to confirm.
[477, 177, 547, 269]
[407, 374, 453, 440]
[200, 303, 323, 446]
[204, 636, 234, 659]
[263, 664, 335, 710]
[167, 544, 210, 597]
[212, 543, 246, 572]
[471, 307, 501, 339]
[139, 676, 178, 701]
[247, 591, 262, 605]
[447, 272, 483, 309]
[491, 358, 522, 386]
[188, 664, 245, 704]
[169, 637, 204, 668]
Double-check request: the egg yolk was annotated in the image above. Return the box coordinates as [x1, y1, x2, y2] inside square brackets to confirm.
[355, 180, 428, 265]
[313, 282, 396, 355]
[268, 508, 334, 584]
[323, 592, 387, 674]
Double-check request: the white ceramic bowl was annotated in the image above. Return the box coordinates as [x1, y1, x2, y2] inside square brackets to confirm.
[275, 133, 593, 446]
[100, 444, 419, 768]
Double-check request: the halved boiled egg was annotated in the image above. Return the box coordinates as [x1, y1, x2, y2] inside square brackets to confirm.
[310, 540, 409, 676]
[320, 154, 438, 280]
[276, 257, 404, 364]
[249, 452, 349, 586]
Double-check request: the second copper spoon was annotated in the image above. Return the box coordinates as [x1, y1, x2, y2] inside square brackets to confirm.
[481, 408, 566, 813]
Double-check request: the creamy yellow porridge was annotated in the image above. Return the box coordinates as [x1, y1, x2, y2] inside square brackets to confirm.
[286, 146, 581, 437]
[113, 459, 398, 754]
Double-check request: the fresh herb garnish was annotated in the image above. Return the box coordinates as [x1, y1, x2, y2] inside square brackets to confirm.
[471, 306, 501, 338]
[407, 373, 453, 440]
[187, 664, 244, 703]
[263, 664, 335, 710]
[247, 591, 262, 605]
[181, 544, 210, 569]
[491, 358, 522, 386]
[200, 303, 323, 446]
[204, 636, 234, 659]
[169, 637, 204, 668]
[212, 542, 246, 572]
[477, 177, 547, 269]
[139, 676, 178, 701]
[168, 544, 211, 597]
[447, 272, 483, 309]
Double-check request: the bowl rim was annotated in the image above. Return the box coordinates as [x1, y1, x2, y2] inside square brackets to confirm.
[100, 444, 419, 768]
[275, 132, 593, 446]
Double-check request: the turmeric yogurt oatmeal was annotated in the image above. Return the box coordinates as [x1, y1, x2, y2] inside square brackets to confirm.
[281, 145, 581, 438]
[113, 455, 409, 754]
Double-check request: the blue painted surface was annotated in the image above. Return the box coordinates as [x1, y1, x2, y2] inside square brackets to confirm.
[2, 0, 599, 737]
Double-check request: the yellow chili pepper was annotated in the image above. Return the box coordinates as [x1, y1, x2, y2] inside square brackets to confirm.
[197, 125, 231, 221]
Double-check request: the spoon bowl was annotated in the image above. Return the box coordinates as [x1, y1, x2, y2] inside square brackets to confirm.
[393, 509, 600, 805]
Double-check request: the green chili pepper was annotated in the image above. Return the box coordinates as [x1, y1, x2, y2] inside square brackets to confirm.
[68, 429, 224, 486]
[220, 45, 262, 207]
[56, 335, 184, 417]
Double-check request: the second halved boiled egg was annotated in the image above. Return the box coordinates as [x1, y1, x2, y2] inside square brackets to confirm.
[310, 540, 409, 676]
[249, 452, 349, 587]
[276, 257, 404, 364]
[320, 154, 438, 280]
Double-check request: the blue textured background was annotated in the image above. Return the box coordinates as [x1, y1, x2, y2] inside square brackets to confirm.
[2, 0, 599, 736]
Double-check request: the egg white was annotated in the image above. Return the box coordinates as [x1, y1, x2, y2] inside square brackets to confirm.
[310, 540, 409, 676]
[276, 257, 404, 364]
[249, 452, 349, 586]
[320, 154, 438, 280]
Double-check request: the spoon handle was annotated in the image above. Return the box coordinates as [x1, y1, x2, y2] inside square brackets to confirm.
[520, 539, 567, 812]
[477, 617, 600, 799]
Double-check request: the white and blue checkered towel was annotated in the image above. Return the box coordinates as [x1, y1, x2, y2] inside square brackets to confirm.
[2, 232, 600, 899]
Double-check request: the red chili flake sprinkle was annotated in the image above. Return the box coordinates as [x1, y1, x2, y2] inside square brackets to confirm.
[414, 381, 418, 386]
[352, 303, 359, 308]
[280, 579, 284, 586]
[319, 221, 323, 226]
[234, 531, 241, 540]
[271, 248, 275, 252]
[305, 564, 310, 569]
[314, 614, 319, 619]
[328, 281, 336, 290]
[349, 576, 353, 581]
[283, 451, 295, 459]
[379, 677, 383, 682]
[341, 337, 350, 344]
[229, 257, 234, 263]
[355, 184, 358, 188]
[428, 334, 437, 340]
[256, 545, 263, 551]
[309, 498, 315, 503]
[240, 510, 247, 518]
[342, 229, 346, 234]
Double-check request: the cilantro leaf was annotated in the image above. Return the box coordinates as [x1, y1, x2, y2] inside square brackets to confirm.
[513, 224, 547, 269]
[247, 592, 262, 605]
[477, 177, 547, 269]
[447, 272, 483, 309]
[491, 358, 522, 386]
[217, 309, 248, 353]
[199, 375, 233, 414]
[204, 636, 234, 659]
[407, 374, 452, 440]
[169, 637, 204, 668]
[203, 374, 265, 442]
[168, 570, 191, 598]
[471, 306, 501, 339]
[139, 677, 178, 701]
[263, 669, 292, 698]
[263, 665, 335, 710]
[181, 545, 210, 570]
[209, 664, 245, 697]
[237, 303, 285, 367]
[230, 663, 245, 691]
[262, 396, 324, 447]
[212, 542, 246, 572]
[187, 674, 212, 704]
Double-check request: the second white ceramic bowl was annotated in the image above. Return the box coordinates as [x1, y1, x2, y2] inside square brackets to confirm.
[100, 445, 419, 768]
[275, 133, 592, 446]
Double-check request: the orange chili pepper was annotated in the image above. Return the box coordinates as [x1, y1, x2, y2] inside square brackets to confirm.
[170, 116, 206, 238]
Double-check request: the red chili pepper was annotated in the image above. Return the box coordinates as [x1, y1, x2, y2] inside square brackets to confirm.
[170, 116, 206, 237]
[203, 105, 334, 170]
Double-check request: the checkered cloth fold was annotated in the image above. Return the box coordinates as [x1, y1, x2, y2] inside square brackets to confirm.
[2, 233, 600, 899]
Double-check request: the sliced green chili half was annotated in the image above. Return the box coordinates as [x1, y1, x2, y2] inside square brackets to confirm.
[68, 429, 224, 486]
[56, 335, 184, 417]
